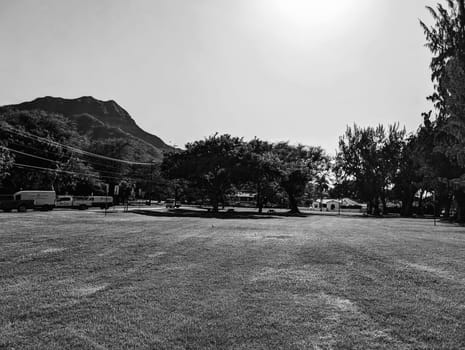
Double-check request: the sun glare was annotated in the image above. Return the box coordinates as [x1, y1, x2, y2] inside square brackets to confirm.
[271, 0, 353, 28]
[258, 0, 371, 47]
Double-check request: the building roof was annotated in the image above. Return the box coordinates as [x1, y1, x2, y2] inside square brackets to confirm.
[315, 198, 366, 206]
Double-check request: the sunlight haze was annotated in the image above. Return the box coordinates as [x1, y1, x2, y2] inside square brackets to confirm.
[0, 0, 443, 153]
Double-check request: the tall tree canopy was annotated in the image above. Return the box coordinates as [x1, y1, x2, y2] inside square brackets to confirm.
[421, 0, 465, 116]
[237, 139, 281, 213]
[337, 124, 405, 215]
[162, 135, 327, 214]
[421, 0, 465, 221]
[161, 134, 244, 212]
[272, 143, 328, 214]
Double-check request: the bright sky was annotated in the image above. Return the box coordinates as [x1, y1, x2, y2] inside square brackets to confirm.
[0, 0, 444, 154]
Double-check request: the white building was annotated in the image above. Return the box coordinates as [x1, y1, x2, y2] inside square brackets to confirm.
[312, 198, 366, 212]
[230, 191, 257, 207]
[312, 199, 340, 212]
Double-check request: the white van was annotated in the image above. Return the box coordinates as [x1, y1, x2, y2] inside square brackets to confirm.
[56, 195, 92, 210]
[14, 191, 56, 211]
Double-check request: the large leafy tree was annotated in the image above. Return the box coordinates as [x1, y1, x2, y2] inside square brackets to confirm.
[421, 0, 465, 221]
[161, 134, 245, 212]
[337, 124, 380, 215]
[379, 124, 406, 213]
[438, 55, 465, 220]
[421, 0, 465, 117]
[337, 124, 405, 215]
[437, 58, 465, 166]
[417, 115, 459, 217]
[237, 139, 281, 213]
[272, 143, 327, 214]
[392, 132, 429, 217]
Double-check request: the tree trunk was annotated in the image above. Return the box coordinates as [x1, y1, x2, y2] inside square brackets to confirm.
[408, 186, 416, 216]
[417, 189, 425, 216]
[288, 193, 300, 214]
[441, 182, 452, 218]
[443, 195, 452, 218]
[210, 193, 219, 213]
[174, 185, 178, 207]
[455, 190, 465, 223]
[367, 200, 373, 215]
[381, 192, 387, 215]
[373, 196, 380, 216]
[257, 185, 263, 214]
[401, 191, 415, 217]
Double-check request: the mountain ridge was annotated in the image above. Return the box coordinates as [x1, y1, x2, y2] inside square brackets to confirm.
[0, 96, 174, 161]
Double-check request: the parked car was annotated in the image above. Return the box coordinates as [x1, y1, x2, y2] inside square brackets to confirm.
[56, 195, 92, 210]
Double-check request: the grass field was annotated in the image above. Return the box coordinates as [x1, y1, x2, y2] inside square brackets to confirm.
[1, 210, 465, 349]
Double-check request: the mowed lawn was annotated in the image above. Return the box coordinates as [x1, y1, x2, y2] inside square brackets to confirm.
[1, 211, 465, 349]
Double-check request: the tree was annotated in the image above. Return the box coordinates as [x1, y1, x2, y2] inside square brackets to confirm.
[438, 57, 465, 220]
[420, 0, 465, 116]
[0, 110, 95, 193]
[89, 138, 155, 198]
[272, 143, 327, 214]
[392, 133, 424, 217]
[378, 124, 406, 213]
[317, 173, 330, 210]
[437, 58, 465, 166]
[337, 124, 405, 215]
[161, 134, 244, 212]
[0, 139, 13, 181]
[329, 178, 358, 201]
[237, 139, 281, 213]
[421, 0, 465, 221]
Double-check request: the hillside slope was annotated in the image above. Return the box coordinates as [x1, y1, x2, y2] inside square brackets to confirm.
[1, 96, 173, 161]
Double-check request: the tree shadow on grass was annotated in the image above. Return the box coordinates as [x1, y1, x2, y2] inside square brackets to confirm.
[131, 208, 430, 221]
[299, 211, 407, 220]
[130, 208, 310, 220]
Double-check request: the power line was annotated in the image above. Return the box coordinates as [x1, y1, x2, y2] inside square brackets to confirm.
[14, 163, 96, 177]
[3, 145, 157, 182]
[1, 145, 61, 164]
[1, 126, 161, 185]
[12, 163, 159, 183]
[7, 140, 134, 172]
[2, 145, 151, 179]
[1, 125, 156, 166]
[2, 146, 126, 176]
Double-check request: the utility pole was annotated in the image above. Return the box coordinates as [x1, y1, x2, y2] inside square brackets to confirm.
[104, 183, 109, 216]
[174, 181, 178, 208]
[433, 190, 437, 226]
[149, 161, 154, 206]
